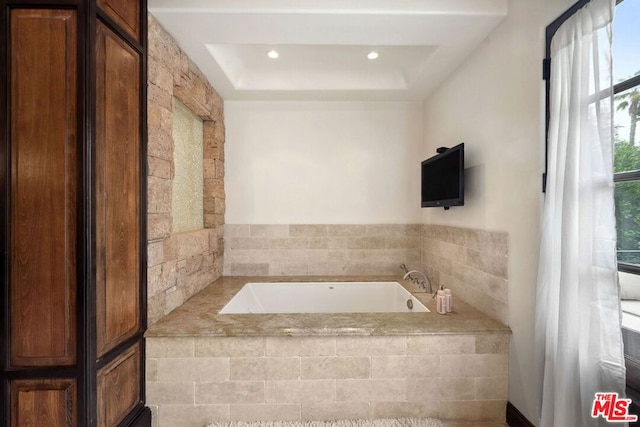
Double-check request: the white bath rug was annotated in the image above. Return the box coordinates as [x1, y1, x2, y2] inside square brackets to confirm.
[205, 418, 444, 427]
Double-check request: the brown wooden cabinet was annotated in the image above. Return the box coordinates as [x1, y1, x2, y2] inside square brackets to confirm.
[1, 1, 149, 426]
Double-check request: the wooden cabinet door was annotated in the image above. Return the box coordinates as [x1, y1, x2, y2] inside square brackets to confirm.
[9, 8, 78, 367]
[97, 0, 141, 42]
[3, 3, 148, 425]
[10, 379, 77, 427]
[95, 21, 142, 358]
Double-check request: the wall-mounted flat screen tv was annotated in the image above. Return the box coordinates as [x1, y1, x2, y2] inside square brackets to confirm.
[421, 143, 464, 209]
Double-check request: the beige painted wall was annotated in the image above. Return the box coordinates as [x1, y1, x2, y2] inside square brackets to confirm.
[422, 0, 576, 423]
[224, 101, 424, 224]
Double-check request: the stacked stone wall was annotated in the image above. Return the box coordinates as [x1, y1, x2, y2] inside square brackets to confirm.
[147, 14, 225, 324]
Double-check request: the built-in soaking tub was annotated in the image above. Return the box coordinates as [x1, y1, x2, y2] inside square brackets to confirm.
[219, 281, 429, 314]
[145, 276, 511, 427]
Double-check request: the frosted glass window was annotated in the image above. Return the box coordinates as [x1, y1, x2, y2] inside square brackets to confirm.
[172, 98, 204, 232]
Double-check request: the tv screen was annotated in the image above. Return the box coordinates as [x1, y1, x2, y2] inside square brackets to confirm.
[421, 143, 464, 208]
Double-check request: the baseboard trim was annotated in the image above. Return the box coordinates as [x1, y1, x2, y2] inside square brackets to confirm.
[506, 402, 535, 427]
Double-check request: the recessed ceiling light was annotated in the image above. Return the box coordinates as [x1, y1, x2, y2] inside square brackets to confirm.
[267, 50, 279, 59]
[367, 51, 379, 60]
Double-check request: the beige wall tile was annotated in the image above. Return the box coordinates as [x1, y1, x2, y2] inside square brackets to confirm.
[270, 238, 309, 249]
[439, 400, 505, 422]
[224, 223, 462, 277]
[307, 262, 348, 275]
[439, 354, 509, 378]
[301, 357, 370, 379]
[195, 337, 265, 357]
[146, 358, 158, 381]
[456, 281, 508, 324]
[477, 230, 509, 256]
[475, 377, 509, 400]
[265, 380, 335, 403]
[158, 405, 229, 427]
[344, 259, 396, 274]
[225, 224, 248, 241]
[405, 378, 439, 401]
[448, 264, 508, 303]
[438, 377, 475, 401]
[476, 334, 510, 354]
[438, 242, 464, 261]
[269, 262, 309, 276]
[346, 237, 386, 250]
[336, 336, 406, 356]
[371, 355, 438, 378]
[290, 225, 328, 237]
[422, 238, 440, 253]
[147, 338, 194, 358]
[422, 225, 510, 322]
[385, 237, 421, 250]
[266, 337, 336, 356]
[147, 381, 195, 405]
[336, 379, 405, 402]
[250, 225, 289, 238]
[196, 381, 265, 404]
[230, 404, 301, 421]
[229, 263, 270, 276]
[157, 358, 229, 381]
[327, 239, 349, 249]
[371, 402, 439, 418]
[407, 335, 476, 355]
[227, 238, 270, 250]
[363, 225, 396, 236]
[464, 248, 507, 279]
[327, 225, 367, 237]
[302, 403, 370, 421]
[308, 238, 330, 249]
[230, 357, 301, 380]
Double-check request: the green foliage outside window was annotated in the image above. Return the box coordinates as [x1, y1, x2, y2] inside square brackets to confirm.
[614, 75, 640, 266]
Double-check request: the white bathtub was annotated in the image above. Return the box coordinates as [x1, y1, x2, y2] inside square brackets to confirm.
[219, 281, 429, 314]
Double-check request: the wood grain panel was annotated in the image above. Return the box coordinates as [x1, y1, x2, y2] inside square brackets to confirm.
[95, 23, 141, 357]
[97, 0, 140, 41]
[97, 343, 141, 427]
[9, 9, 77, 367]
[11, 379, 76, 427]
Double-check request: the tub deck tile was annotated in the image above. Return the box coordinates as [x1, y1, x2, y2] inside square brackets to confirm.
[145, 276, 511, 338]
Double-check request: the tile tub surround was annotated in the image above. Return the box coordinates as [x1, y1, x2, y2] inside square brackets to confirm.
[223, 224, 509, 323]
[147, 15, 226, 324]
[223, 224, 422, 276]
[421, 226, 508, 324]
[145, 276, 510, 426]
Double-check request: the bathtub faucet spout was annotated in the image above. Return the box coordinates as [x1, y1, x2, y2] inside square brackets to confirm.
[402, 269, 432, 294]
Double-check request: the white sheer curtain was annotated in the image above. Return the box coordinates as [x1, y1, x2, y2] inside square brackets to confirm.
[535, 0, 626, 426]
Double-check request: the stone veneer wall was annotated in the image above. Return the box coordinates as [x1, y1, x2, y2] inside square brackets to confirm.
[421, 225, 508, 324]
[147, 15, 225, 324]
[146, 334, 509, 427]
[223, 224, 422, 276]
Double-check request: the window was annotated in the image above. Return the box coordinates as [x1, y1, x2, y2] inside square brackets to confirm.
[546, 0, 640, 413]
[545, 0, 640, 276]
[612, 0, 640, 275]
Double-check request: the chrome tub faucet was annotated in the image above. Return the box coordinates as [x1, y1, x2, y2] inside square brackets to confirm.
[400, 263, 433, 294]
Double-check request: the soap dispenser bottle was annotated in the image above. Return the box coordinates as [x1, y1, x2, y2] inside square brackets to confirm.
[443, 287, 452, 313]
[436, 286, 447, 314]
